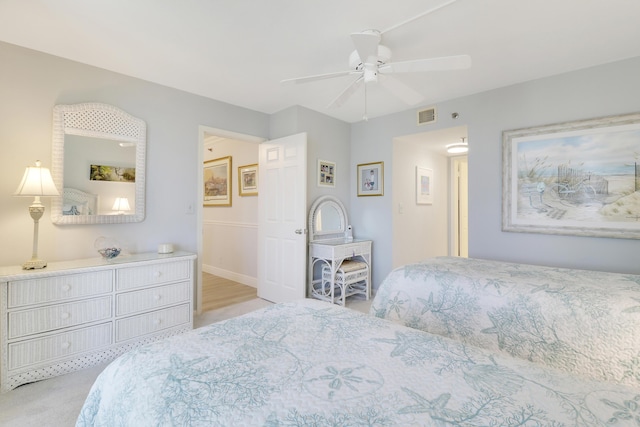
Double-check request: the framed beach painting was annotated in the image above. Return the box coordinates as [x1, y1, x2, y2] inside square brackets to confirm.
[502, 112, 640, 239]
[357, 161, 384, 196]
[203, 156, 232, 206]
[238, 163, 258, 196]
[90, 164, 135, 182]
[416, 167, 433, 205]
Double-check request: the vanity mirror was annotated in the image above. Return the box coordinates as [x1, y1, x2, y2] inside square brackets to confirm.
[50, 103, 146, 224]
[308, 195, 348, 241]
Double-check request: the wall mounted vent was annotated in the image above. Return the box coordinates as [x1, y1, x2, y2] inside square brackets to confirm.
[417, 107, 436, 125]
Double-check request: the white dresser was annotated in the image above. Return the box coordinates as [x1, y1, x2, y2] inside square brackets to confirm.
[0, 251, 196, 392]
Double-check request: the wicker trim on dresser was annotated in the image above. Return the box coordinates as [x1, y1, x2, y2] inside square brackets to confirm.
[4, 326, 190, 391]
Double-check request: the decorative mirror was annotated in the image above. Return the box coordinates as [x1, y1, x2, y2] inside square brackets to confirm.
[308, 195, 348, 241]
[51, 103, 146, 224]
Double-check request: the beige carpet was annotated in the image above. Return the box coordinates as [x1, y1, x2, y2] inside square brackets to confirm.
[0, 297, 370, 426]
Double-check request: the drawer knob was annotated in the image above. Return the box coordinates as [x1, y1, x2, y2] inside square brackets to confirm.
[154, 295, 162, 301]
[62, 284, 71, 292]
[153, 271, 162, 278]
[61, 312, 70, 320]
[61, 342, 71, 349]
[153, 318, 162, 325]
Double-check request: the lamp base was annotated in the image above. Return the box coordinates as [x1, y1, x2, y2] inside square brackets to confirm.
[22, 258, 47, 270]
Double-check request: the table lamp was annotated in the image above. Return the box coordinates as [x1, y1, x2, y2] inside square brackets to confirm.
[14, 160, 60, 269]
[112, 197, 131, 215]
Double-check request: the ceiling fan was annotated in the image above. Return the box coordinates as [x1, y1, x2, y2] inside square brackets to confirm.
[281, 0, 471, 120]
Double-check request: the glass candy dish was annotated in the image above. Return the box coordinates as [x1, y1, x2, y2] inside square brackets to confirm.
[95, 236, 121, 260]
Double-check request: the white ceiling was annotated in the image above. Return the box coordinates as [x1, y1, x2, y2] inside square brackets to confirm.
[1, 0, 640, 124]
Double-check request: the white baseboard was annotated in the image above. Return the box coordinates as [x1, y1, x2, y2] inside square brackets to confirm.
[202, 264, 257, 288]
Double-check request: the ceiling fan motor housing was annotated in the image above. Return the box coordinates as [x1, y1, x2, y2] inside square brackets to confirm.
[349, 45, 391, 71]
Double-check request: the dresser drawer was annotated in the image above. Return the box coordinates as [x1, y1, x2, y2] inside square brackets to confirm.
[334, 242, 370, 259]
[115, 303, 190, 342]
[8, 296, 112, 339]
[117, 260, 191, 291]
[7, 323, 112, 370]
[116, 282, 190, 316]
[7, 271, 113, 308]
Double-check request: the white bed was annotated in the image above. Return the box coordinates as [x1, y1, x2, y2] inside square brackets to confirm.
[62, 187, 97, 216]
[76, 257, 640, 426]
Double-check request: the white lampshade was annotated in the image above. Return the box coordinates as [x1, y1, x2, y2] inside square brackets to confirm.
[112, 197, 131, 212]
[14, 160, 59, 270]
[14, 161, 59, 197]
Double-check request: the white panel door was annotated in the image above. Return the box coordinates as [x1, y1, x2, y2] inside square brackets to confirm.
[257, 133, 307, 303]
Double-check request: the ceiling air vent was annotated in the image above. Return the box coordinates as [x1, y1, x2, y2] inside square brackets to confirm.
[417, 107, 436, 125]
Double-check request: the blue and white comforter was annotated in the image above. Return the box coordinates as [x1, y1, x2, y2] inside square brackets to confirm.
[77, 298, 639, 426]
[371, 257, 640, 388]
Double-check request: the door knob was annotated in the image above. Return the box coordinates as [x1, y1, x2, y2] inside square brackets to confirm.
[295, 229, 306, 234]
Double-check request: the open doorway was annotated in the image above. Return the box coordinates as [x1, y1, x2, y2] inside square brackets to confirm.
[196, 126, 264, 314]
[391, 125, 468, 268]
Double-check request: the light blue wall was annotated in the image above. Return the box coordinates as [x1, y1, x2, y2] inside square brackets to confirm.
[352, 56, 640, 289]
[0, 41, 270, 265]
[2, 40, 639, 288]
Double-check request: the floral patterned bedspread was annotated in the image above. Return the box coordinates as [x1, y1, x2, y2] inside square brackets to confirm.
[77, 298, 639, 426]
[371, 256, 640, 388]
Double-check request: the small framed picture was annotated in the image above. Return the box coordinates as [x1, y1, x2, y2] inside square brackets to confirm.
[416, 166, 434, 205]
[203, 156, 232, 206]
[357, 161, 384, 196]
[238, 163, 258, 196]
[318, 159, 336, 187]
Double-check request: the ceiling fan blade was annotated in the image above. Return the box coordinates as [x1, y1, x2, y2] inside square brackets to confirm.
[281, 69, 354, 85]
[350, 31, 381, 63]
[379, 54, 471, 74]
[380, 0, 458, 35]
[378, 75, 425, 105]
[327, 76, 364, 109]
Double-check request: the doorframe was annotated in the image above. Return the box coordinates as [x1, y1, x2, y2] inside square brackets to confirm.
[448, 155, 468, 257]
[197, 126, 265, 315]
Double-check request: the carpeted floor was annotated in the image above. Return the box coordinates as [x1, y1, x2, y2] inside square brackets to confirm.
[0, 297, 370, 426]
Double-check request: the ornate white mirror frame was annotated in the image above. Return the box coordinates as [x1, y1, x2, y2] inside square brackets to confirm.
[308, 195, 348, 241]
[51, 103, 146, 224]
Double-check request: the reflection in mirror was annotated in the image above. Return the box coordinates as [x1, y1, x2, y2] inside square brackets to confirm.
[314, 203, 341, 233]
[64, 135, 136, 215]
[309, 195, 348, 241]
[51, 103, 146, 225]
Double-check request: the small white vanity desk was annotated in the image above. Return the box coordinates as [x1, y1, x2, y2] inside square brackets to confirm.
[307, 196, 372, 305]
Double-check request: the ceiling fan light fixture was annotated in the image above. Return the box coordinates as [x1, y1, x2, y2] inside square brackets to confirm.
[363, 63, 378, 83]
[447, 137, 468, 154]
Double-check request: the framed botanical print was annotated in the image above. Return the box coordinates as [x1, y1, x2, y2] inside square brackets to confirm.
[203, 156, 232, 206]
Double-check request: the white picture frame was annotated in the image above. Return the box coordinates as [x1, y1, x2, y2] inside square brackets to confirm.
[416, 166, 433, 205]
[318, 159, 336, 187]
